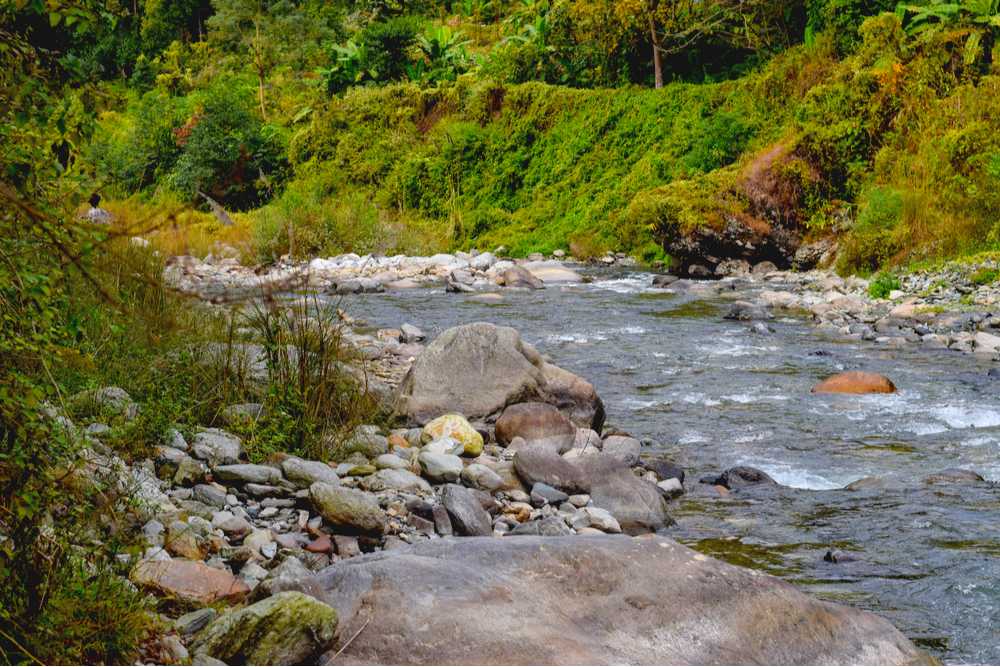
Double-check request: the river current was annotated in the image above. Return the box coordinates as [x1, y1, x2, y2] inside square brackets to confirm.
[341, 266, 1000, 664]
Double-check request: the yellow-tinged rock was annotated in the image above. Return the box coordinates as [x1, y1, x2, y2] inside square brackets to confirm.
[422, 414, 484, 456]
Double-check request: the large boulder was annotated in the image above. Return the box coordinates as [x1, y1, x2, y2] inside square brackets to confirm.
[812, 371, 897, 395]
[315, 536, 925, 665]
[513, 443, 591, 494]
[281, 457, 340, 488]
[441, 484, 493, 536]
[192, 592, 337, 665]
[396, 323, 604, 429]
[495, 402, 576, 453]
[190, 428, 244, 466]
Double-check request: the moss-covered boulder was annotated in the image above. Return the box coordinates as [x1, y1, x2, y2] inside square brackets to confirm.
[421, 414, 484, 456]
[192, 591, 337, 665]
[309, 482, 386, 534]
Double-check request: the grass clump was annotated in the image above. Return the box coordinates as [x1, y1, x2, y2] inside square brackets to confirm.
[868, 270, 901, 299]
[969, 267, 1000, 286]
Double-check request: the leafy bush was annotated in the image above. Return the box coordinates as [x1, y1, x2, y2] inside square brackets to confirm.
[168, 79, 289, 209]
[970, 266, 1000, 284]
[868, 270, 901, 297]
[325, 15, 423, 92]
[838, 186, 904, 272]
[805, 0, 898, 54]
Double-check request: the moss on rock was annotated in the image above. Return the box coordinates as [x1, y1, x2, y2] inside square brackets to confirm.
[192, 592, 337, 665]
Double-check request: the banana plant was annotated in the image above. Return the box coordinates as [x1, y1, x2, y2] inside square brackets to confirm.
[896, 0, 1000, 34]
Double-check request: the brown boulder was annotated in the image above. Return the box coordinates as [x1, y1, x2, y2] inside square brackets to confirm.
[131, 559, 250, 605]
[495, 402, 576, 453]
[316, 535, 926, 665]
[811, 371, 896, 394]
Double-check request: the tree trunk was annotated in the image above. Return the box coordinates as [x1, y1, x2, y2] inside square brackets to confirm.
[649, 15, 663, 89]
[255, 21, 267, 119]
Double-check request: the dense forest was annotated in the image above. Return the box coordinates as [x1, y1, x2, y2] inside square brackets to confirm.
[3, 0, 1000, 663]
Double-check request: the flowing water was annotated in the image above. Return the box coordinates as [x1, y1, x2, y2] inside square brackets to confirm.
[340, 266, 1000, 664]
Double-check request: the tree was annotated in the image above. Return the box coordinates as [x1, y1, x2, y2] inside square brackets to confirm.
[207, 0, 339, 119]
[577, 0, 797, 87]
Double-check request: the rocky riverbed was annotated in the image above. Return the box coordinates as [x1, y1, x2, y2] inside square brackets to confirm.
[107, 248, 1000, 664]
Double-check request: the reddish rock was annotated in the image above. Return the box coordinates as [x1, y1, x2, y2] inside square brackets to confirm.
[811, 371, 896, 394]
[131, 559, 250, 605]
[306, 534, 333, 553]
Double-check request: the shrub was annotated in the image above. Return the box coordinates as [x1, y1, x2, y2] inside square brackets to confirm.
[234, 298, 383, 461]
[168, 79, 289, 209]
[837, 186, 904, 272]
[970, 267, 1000, 285]
[868, 270, 901, 298]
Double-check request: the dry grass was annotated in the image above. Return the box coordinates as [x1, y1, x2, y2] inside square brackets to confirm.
[101, 197, 256, 261]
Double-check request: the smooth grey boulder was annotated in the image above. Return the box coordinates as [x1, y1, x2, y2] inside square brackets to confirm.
[315, 536, 925, 665]
[460, 463, 504, 492]
[281, 457, 340, 488]
[577, 456, 672, 535]
[418, 451, 463, 483]
[359, 468, 432, 494]
[513, 443, 590, 494]
[213, 463, 282, 485]
[500, 265, 544, 289]
[441, 484, 492, 536]
[191, 428, 244, 466]
[395, 323, 604, 430]
[600, 435, 641, 466]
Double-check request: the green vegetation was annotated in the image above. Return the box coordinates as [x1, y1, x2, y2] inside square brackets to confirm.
[868, 270, 902, 298]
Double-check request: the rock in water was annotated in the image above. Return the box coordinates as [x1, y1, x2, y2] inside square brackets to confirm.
[500, 265, 544, 289]
[811, 371, 897, 394]
[522, 261, 583, 284]
[192, 592, 337, 665]
[313, 536, 926, 665]
[395, 323, 604, 429]
[705, 466, 779, 490]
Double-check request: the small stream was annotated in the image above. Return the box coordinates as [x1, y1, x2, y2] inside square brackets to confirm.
[341, 266, 1000, 664]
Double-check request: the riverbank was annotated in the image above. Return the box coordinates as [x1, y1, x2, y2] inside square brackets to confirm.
[54, 248, 968, 664]
[165, 248, 1000, 362]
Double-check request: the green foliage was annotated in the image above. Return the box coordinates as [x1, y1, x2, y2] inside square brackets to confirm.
[168, 79, 289, 208]
[969, 266, 1000, 284]
[868, 269, 902, 296]
[91, 78, 288, 208]
[806, 0, 898, 54]
[411, 25, 474, 82]
[839, 186, 904, 272]
[235, 299, 384, 461]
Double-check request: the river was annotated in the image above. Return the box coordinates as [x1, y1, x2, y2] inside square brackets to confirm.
[340, 265, 1000, 664]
